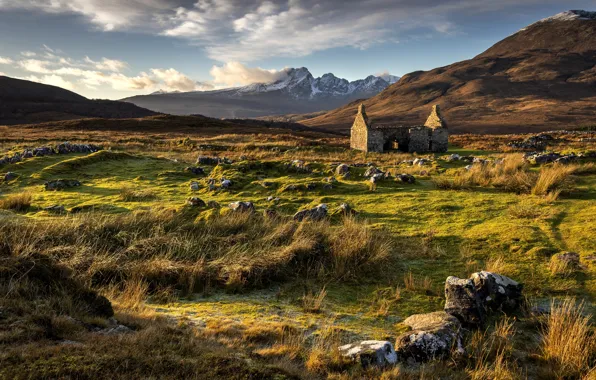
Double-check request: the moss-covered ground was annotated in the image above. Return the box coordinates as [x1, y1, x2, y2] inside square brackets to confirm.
[1, 127, 595, 378]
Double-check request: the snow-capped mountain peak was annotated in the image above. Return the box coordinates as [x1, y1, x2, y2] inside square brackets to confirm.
[540, 10, 596, 22]
[233, 67, 396, 99]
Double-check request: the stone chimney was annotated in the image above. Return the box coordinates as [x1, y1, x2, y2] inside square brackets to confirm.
[424, 105, 447, 129]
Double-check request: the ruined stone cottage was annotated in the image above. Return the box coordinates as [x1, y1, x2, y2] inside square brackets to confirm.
[350, 104, 448, 153]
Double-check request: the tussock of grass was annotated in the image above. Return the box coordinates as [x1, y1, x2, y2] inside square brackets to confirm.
[40, 150, 140, 175]
[541, 298, 595, 378]
[118, 187, 158, 202]
[531, 164, 576, 196]
[0, 192, 32, 211]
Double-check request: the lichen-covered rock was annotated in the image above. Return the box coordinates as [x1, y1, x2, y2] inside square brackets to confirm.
[221, 179, 232, 189]
[395, 311, 462, 363]
[293, 204, 327, 222]
[44, 179, 81, 191]
[229, 201, 255, 213]
[369, 173, 384, 183]
[470, 271, 523, 312]
[364, 166, 383, 177]
[339, 340, 397, 368]
[189, 181, 200, 191]
[444, 276, 483, 325]
[336, 164, 350, 176]
[187, 197, 206, 207]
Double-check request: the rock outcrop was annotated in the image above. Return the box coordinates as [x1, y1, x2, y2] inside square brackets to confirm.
[339, 340, 398, 368]
[293, 204, 328, 222]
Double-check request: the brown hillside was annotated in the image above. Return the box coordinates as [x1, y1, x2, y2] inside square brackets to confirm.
[302, 12, 596, 134]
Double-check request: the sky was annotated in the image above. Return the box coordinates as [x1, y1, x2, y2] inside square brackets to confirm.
[0, 0, 593, 99]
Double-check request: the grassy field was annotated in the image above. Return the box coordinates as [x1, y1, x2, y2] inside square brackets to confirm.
[1, 123, 595, 379]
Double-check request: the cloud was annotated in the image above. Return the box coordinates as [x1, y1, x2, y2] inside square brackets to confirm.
[0, 57, 14, 65]
[21, 51, 37, 57]
[209, 61, 287, 86]
[0, 0, 556, 62]
[84, 56, 128, 72]
[11, 46, 206, 93]
[24, 74, 76, 90]
[151, 68, 213, 91]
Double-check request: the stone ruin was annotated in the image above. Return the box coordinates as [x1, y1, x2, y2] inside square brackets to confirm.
[350, 104, 448, 153]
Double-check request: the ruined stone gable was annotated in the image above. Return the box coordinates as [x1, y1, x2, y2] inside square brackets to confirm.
[349, 104, 448, 154]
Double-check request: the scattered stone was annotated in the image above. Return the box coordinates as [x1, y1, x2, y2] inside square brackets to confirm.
[185, 166, 205, 175]
[395, 311, 463, 363]
[221, 179, 232, 189]
[444, 276, 483, 325]
[187, 197, 206, 207]
[339, 340, 397, 368]
[337, 203, 357, 216]
[396, 173, 415, 184]
[370, 173, 384, 183]
[552, 252, 580, 268]
[470, 271, 523, 312]
[197, 156, 222, 165]
[266, 196, 280, 203]
[305, 182, 317, 191]
[288, 159, 310, 173]
[229, 201, 255, 213]
[3, 172, 17, 182]
[99, 324, 132, 335]
[293, 204, 328, 222]
[189, 181, 200, 191]
[508, 134, 553, 150]
[324, 176, 337, 183]
[207, 200, 220, 209]
[282, 184, 298, 192]
[44, 179, 81, 191]
[43, 205, 66, 214]
[446, 154, 461, 162]
[413, 158, 429, 166]
[364, 166, 383, 177]
[336, 163, 350, 176]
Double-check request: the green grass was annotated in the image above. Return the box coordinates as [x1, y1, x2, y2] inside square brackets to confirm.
[1, 134, 595, 378]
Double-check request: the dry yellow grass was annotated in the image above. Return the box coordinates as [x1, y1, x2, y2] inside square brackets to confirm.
[531, 164, 576, 196]
[541, 298, 595, 378]
[0, 192, 32, 211]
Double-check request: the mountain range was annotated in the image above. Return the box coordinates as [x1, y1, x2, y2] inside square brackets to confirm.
[301, 10, 596, 133]
[0, 76, 157, 125]
[122, 69, 399, 119]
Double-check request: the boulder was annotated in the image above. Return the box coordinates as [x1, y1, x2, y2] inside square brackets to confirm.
[44, 179, 81, 191]
[185, 166, 205, 175]
[396, 174, 415, 184]
[221, 179, 232, 189]
[229, 201, 255, 213]
[446, 154, 461, 162]
[336, 164, 350, 176]
[470, 271, 523, 312]
[395, 311, 463, 363]
[413, 158, 429, 166]
[370, 173, 384, 183]
[293, 204, 328, 222]
[197, 156, 221, 165]
[444, 276, 483, 325]
[337, 203, 357, 216]
[364, 166, 382, 177]
[189, 181, 200, 191]
[339, 340, 397, 368]
[187, 197, 206, 207]
[3, 172, 18, 182]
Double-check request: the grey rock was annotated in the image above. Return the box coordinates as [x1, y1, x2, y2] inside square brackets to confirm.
[189, 181, 200, 191]
[229, 201, 255, 213]
[44, 179, 81, 191]
[397, 173, 415, 184]
[293, 204, 328, 222]
[3, 172, 18, 182]
[395, 311, 463, 363]
[339, 340, 397, 368]
[185, 166, 205, 175]
[444, 276, 483, 325]
[336, 163, 350, 176]
[471, 271, 523, 312]
[187, 197, 206, 207]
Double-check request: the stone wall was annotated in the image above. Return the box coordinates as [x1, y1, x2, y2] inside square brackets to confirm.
[350, 104, 370, 152]
[408, 127, 430, 153]
[424, 105, 447, 129]
[431, 128, 449, 152]
[367, 129, 385, 152]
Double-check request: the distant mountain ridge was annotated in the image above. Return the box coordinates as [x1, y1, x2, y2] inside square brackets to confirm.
[0, 76, 157, 125]
[301, 10, 596, 134]
[122, 68, 399, 119]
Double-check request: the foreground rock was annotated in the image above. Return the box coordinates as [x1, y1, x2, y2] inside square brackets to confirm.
[293, 204, 328, 221]
[445, 271, 523, 325]
[335, 163, 350, 176]
[336, 203, 357, 216]
[395, 311, 463, 363]
[44, 179, 82, 191]
[229, 201, 255, 213]
[187, 197, 206, 207]
[339, 340, 397, 368]
[471, 271, 523, 312]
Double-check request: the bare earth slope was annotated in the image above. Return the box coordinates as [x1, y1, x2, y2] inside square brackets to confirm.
[0, 76, 158, 125]
[302, 11, 596, 134]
